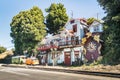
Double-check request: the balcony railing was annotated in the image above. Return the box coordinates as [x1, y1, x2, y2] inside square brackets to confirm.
[38, 44, 58, 51]
[38, 40, 82, 51]
[59, 40, 81, 46]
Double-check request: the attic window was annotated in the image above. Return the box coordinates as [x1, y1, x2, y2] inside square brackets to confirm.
[70, 20, 74, 24]
[94, 26, 99, 32]
[73, 24, 77, 32]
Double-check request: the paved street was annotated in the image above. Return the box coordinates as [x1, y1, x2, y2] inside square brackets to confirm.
[0, 67, 119, 80]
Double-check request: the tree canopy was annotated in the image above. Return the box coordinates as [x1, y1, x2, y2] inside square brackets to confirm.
[45, 3, 68, 35]
[10, 6, 46, 55]
[0, 46, 6, 54]
[97, 0, 120, 64]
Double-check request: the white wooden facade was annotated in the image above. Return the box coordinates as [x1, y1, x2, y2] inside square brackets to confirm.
[38, 18, 103, 66]
[89, 20, 103, 33]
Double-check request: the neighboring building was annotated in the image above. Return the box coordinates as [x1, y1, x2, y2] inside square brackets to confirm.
[89, 20, 103, 33]
[37, 18, 103, 66]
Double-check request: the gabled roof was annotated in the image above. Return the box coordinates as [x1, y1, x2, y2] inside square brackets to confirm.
[88, 20, 103, 28]
[65, 18, 88, 27]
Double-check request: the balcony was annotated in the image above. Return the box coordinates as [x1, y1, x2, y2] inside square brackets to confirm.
[38, 39, 82, 51]
[37, 44, 58, 51]
[59, 40, 81, 48]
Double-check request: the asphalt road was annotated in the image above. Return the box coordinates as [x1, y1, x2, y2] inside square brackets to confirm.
[0, 67, 119, 80]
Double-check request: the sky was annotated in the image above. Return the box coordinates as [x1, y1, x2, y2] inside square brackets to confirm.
[0, 0, 105, 50]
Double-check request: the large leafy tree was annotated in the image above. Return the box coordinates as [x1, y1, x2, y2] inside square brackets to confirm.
[0, 46, 6, 54]
[45, 3, 68, 35]
[10, 6, 46, 55]
[97, 0, 120, 64]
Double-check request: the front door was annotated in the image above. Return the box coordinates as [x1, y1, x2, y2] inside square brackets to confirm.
[74, 51, 79, 65]
[64, 52, 71, 66]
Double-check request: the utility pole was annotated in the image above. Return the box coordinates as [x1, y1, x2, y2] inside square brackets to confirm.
[71, 10, 73, 19]
[97, 13, 99, 20]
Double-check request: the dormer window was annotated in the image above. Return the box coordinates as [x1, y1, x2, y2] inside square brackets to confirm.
[94, 26, 99, 32]
[73, 24, 77, 32]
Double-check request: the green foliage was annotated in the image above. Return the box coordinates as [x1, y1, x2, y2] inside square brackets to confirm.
[10, 6, 46, 55]
[45, 3, 68, 35]
[97, 0, 120, 64]
[0, 46, 6, 54]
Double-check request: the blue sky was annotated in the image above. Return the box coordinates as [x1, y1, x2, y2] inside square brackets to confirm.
[0, 0, 105, 50]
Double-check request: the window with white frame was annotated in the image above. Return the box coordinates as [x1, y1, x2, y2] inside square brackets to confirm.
[94, 26, 99, 32]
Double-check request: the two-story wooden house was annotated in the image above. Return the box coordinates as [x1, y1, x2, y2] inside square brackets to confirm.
[38, 18, 103, 66]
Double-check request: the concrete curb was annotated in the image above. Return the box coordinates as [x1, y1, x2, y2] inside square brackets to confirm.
[2, 64, 120, 78]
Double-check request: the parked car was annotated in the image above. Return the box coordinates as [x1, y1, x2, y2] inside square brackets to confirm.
[26, 57, 39, 65]
[25, 58, 32, 65]
[32, 58, 39, 65]
[12, 55, 26, 64]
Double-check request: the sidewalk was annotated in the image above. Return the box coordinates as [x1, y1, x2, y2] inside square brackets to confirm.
[1, 64, 120, 73]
